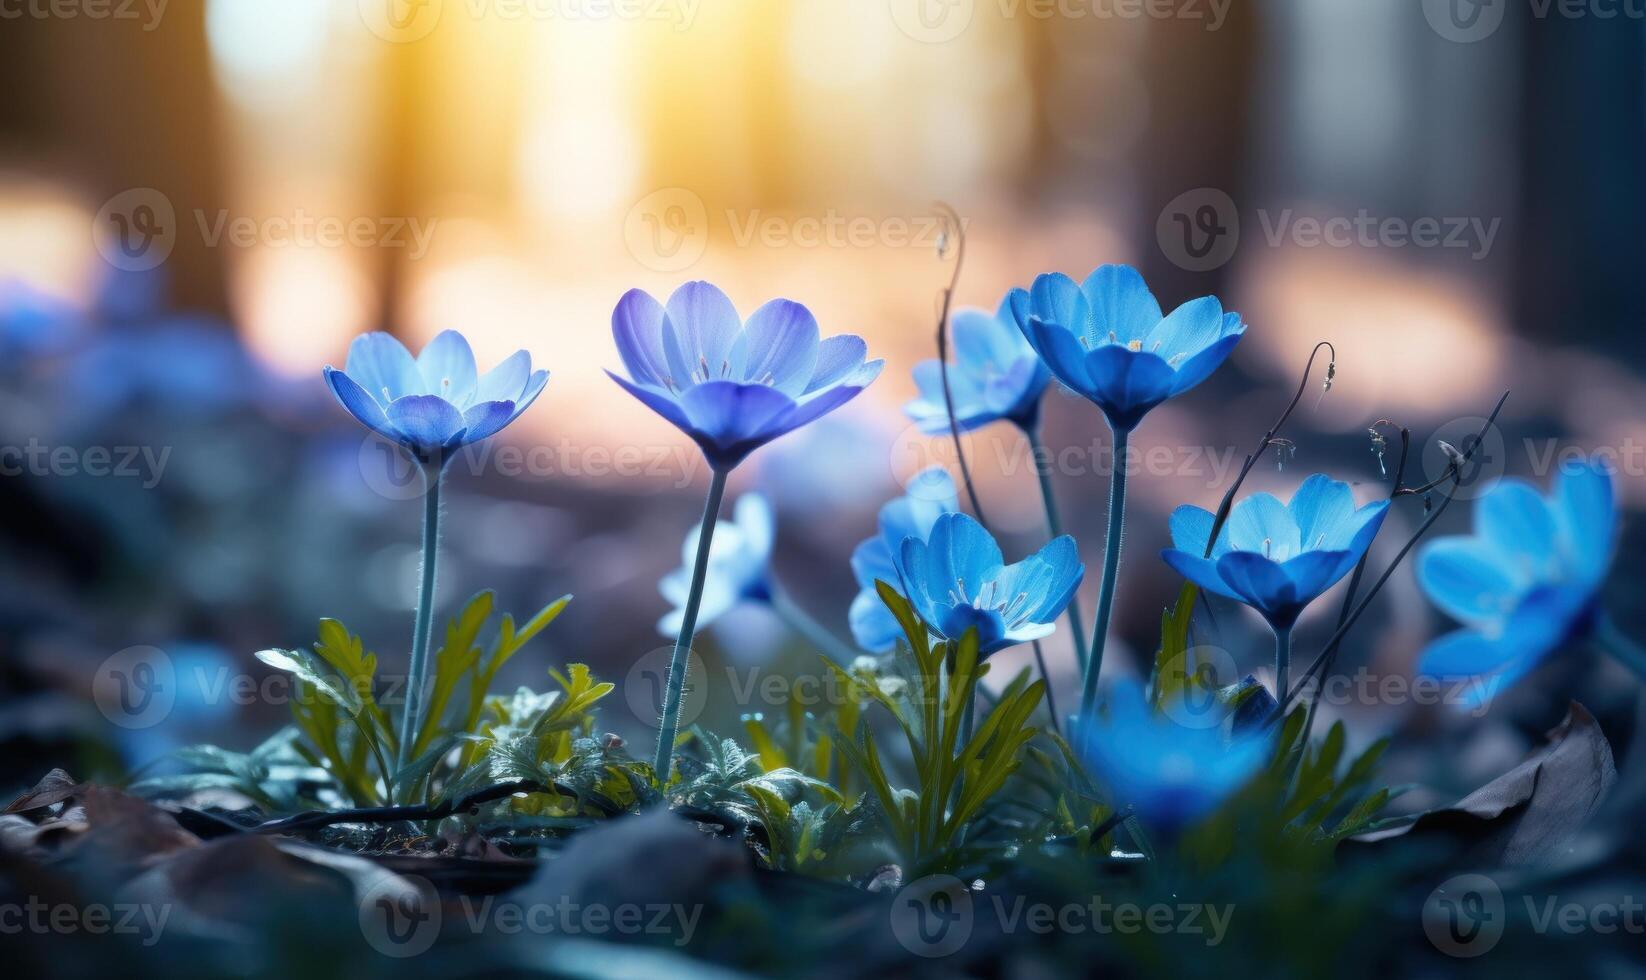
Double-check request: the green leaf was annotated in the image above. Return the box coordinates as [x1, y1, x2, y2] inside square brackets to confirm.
[256, 648, 361, 715]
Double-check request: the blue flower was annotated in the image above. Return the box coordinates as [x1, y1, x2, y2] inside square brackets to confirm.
[1161, 475, 1390, 630]
[1078, 679, 1269, 829]
[1415, 459, 1616, 706]
[849, 467, 960, 651]
[658, 494, 775, 636]
[0, 278, 82, 357]
[324, 330, 548, 463]
[608, 282, 883, 472]
[898, 511, 1084, 656]
[905, 295, 1051, 433]
[1009, 264, 1245, 431]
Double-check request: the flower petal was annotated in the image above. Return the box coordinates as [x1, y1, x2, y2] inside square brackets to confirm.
[1008, 535, 1085, 623]
[1224, 492, 1298, 557]
[907, 359, 991, 433]
[324, 366, 398, 440]
[849, 588, 904, 652]
[805, 335, 869, 393]
[678, 380, 799, 464]
[1081, 346, 1177, 430]
[1022, 315, 1094, 393]
[607, 370, 692, 433]
[1289, 475, 1357, 551]
[1214, 552, 1296, 619]
[742, 298, 820, 395]
[344, 332, 423, 403]
[1417, 628, 1520, 684]
[1030, 272, 1092, 338]
[612, 288, 670, 386]
[460, 399, 516, 445]
[508, 369, 550, 423]
[1160, 549, 1244, 601]
[1552, 459, 1617, 588]
[1146, 295, 1225, 360]
[1080, 264, 1162, 345]
[1166, 328, 1244, 396]
[473, 350, 532, 406]
[922, 512, 1006, 603]
[952, 308, 1024, 367]
[1279, 549, 1355, 607]
[664, 281, 742, 379]
[734, 493, 776, 563]
[386, 394, 466, 452]
[416, 330, 479, 405]
[1472, 479, 1556, 571]
[1417, 536, 1524, 624]
[1168, 504, 1218, 555]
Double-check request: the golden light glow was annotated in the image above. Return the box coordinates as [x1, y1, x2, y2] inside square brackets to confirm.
[1238, 246, 1505, 422]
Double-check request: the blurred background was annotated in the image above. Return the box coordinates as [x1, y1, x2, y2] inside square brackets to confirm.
[1, 0, 1642, 811]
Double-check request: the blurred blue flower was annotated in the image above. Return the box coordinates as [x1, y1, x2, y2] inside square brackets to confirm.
[899, 511, 1084, 655]
[68, 317, 266, 416]
[324, 330, 548, 463]
[1161, 475, 1389, 630]
[1079, 679, 1269, 829]
[1415, 459, 1616, 705]
[1009, 264, 1245, 431]
[118, 642, 237, 768]
[0, 278, 83, 357]
[905, 295, 1051, 434]
[658, 494, 775, 636]
[607, 282, 883, 472]
[849, 467, 959, 651]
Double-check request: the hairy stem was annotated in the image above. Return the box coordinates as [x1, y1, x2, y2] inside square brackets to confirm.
[396, 460, 444, 777]
[1081, 427, 1130, 718]
[653, 469, 728, 784]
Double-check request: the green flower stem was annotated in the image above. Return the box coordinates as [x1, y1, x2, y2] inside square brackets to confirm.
[397, 459, 445, 776]
[1027, 425, 1088, 676]
[1598, 615, 1646, 683]
[1080, 426, 1130, 719]
[771, 587, 860, 664]
[1273, 625, 1293, 708]
[653, 469, 729, 784]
